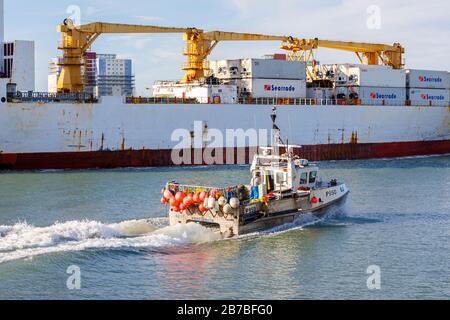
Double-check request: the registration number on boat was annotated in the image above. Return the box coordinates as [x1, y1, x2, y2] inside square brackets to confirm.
[326, 189, 337, 197]
[244, 205, 258, 215]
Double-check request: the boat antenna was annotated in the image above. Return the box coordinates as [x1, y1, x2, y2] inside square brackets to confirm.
[286, 137, 290, 157]
[271, 107, 279, 131]
[271, 107, 285, 149]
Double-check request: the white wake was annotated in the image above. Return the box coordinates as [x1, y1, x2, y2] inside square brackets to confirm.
[0, 219, 221, 264]
[0, 203, 349, 264]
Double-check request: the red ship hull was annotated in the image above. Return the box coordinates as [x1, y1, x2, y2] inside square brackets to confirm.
[1, 140, 449, 170]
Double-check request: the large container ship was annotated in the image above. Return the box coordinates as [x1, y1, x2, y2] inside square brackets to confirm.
[0, 4, 449, 170]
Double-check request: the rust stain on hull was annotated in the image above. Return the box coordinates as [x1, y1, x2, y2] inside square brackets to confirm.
[1, 140, 450, 171]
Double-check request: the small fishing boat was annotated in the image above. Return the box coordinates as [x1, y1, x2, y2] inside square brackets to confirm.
[161, 108, 349, 238]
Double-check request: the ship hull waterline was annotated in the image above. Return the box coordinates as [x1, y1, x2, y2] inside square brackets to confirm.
[1, 139, 450, 170]
[1, 99, 450, 170]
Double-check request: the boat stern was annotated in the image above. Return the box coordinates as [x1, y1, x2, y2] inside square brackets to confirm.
[169, 205, 241, 238]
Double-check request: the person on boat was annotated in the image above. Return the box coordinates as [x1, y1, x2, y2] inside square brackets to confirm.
[251, 172, 262, 200]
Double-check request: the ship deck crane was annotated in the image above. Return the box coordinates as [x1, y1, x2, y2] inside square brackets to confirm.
[57, 19, 290, 93]
[57, 19, 405, 93]
[280, 38, 404, 79]
[57, 20, 201, 93]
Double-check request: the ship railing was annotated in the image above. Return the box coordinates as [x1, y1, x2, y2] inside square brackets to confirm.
[126, 96, 199, 104]
[124, 96, 449, 107]
[166, 183, 246, 198]
[153, 80, 185, 86]
[9, 91, 98, 103]
[237, 98, 409, 106]
[406, 100, 450, 107]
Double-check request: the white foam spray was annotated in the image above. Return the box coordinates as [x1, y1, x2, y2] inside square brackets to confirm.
[0, 203, 349, 264]
[0, 219, 221, 264]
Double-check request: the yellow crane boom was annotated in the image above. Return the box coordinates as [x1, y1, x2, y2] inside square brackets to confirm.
[182, 31, 289, 83]
[57, 19, 292, 92]
[56, 19, 405, 93]
[280, 38, 404, 78]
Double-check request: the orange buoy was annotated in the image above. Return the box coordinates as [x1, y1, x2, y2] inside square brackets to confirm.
[199, 192, 208, 202]
[161, 197, 167, 205]
[179, 203, 186, 211]
[175, 192, 185, 203]
[170, 198, 179, 208]
[183, 196, 192, 207]
[164, 190, 174, 200]
[199, 204, 208, 212]
[192, 193, 200, 204]
[185, 194, 193, 205]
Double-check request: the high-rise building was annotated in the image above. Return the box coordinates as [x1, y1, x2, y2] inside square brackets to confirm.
[48, 57, 62, 93]
[96, 54, 134, 96]
[83, 52, 97, 96]
[3, 40, 35, 91]
[48, 53, 134, 97]
[0, 0, 35, 97]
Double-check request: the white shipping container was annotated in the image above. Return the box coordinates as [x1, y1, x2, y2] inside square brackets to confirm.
[311, 64, 345, 82]
[153, 84, 238, 103]
[241, 59, 306, 80]
[240, 78, 306, 99]
[209, 59, 242, 79]
[306, 87, 335, 100]
[336, 86, 406, 105]
[408, 88, 449, 106]
[406, 69, 450, 89]
[345, 65, 406, 88]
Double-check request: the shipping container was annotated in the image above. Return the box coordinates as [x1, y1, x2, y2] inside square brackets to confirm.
[407, 88, 449, 106]
[273, 54, 287, 61]
[344, 65, 406, 88]
[306, 87, 335, 100]
[153, 83, 238, 103]
[336, 86, 407, 105]
[241, 59, 306, 80]
[240, 78, 307, 99]
[310, 64, 345, 82]
[406, 69, 450, 89]
[208, 59, 242, 79]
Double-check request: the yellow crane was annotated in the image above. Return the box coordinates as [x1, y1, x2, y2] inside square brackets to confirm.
[280, 38, 404, 79]
[57, 19, 200, 92]
[183, 31, 288, 83]
[57, 19, 289, 93]
[56, 19, 405, 93]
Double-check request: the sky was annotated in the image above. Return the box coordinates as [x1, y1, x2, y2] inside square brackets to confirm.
[4, 0, 450, 95]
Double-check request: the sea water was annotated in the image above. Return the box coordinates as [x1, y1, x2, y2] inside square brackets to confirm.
[0, 156, 449, 299]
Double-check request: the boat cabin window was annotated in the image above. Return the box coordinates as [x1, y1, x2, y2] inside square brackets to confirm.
[300, 172, 308, 185]
[309, 171, 317, 184]
[266, 171, 275, 192]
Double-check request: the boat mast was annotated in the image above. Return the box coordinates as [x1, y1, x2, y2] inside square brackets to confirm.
[271, 107, 284, 157]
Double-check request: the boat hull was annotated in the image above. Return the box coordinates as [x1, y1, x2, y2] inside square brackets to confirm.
[169, 185, 349, 238]
[238, 192, 349, 235]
